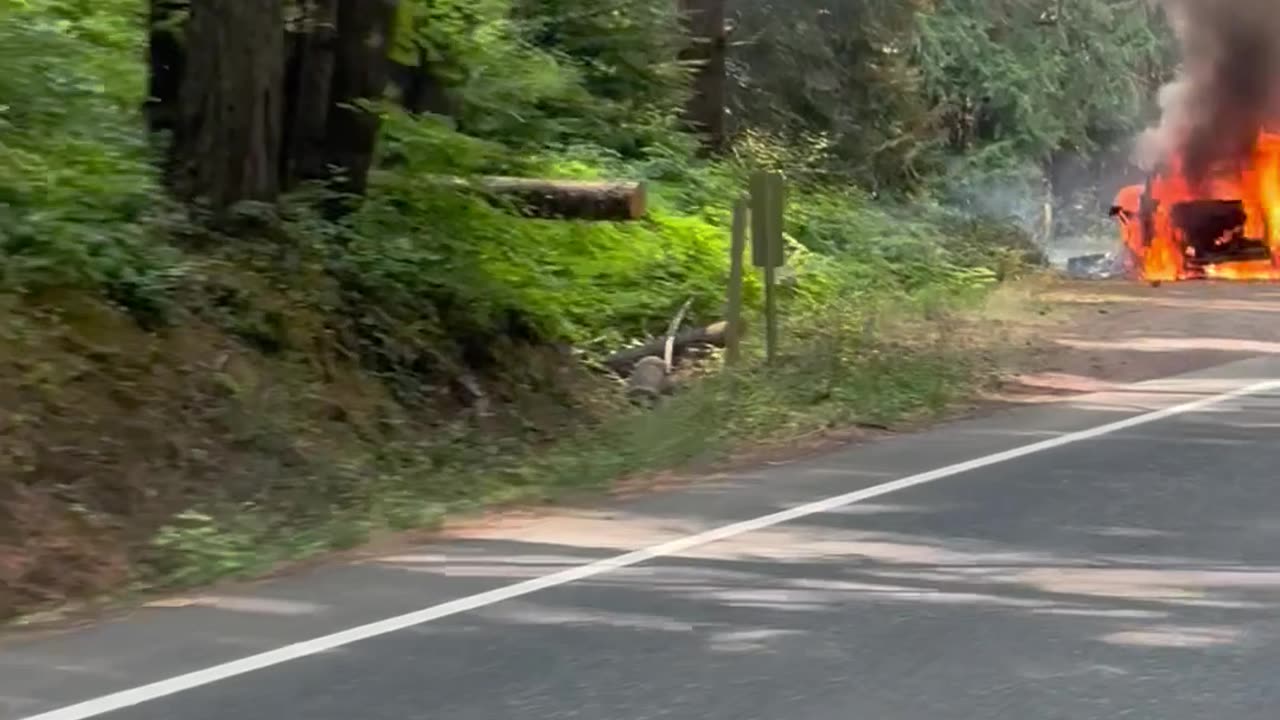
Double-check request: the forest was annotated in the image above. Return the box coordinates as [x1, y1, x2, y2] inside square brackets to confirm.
[0, 0, 1174, 619]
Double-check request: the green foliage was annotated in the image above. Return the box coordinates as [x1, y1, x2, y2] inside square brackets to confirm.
[731, 0, 1176, 199]
[0, 2, 181, 304]
[391, 0, 688, 154]
[4, 0, 1071, 615]
[513, 0, 689, 127]
[350, 110, 737, 356]
[786, 187, 1034, 293]
[910, 0, 1176, 232]
[729, 0, 935, 190]
[916, 0, 1171, 159]
[149, 510, 275, 587]
[392, 0, 594, 145]
[149, 508, 370, 587]
[7, 0, 146, 103]
[514, 0, 684, 97]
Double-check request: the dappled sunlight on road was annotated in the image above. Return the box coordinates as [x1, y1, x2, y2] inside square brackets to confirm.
[365, 515, 1280, 667]
[346, 374, 1280, 673]
[12, 358, 1277, 720]
[141, 595, 328, 617]
[370, 511, 1280, 657]
[348, 378, 1280, 674]
[1100, 626, 1243, 648]
[994, 282, 1280, 406]
[1059, 337, 1280, 355]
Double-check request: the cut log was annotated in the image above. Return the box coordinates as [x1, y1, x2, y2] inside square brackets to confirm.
[483, 177, 646, 221]
[626, 356, 671, 404]
[604, 321, 729, 374]
[429, 176, 647, 221]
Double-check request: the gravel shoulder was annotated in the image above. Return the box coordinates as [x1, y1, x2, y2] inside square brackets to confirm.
[996, 279, 1280, 400]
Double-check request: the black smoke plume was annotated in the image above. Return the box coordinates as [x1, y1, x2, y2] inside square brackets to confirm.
[1136, 0, 1280, 184]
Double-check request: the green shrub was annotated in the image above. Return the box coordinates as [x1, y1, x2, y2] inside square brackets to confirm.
[0, 2, 182, 314]
[347, 172, 737, 354]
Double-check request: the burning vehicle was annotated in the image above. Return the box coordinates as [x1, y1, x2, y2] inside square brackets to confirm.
[1110, 132, 1280, 282]
[1099, 0, 1280, 283]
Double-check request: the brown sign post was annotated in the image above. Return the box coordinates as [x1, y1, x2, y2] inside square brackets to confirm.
[724, 197, 749, 367]
[749, 171, 786, 363]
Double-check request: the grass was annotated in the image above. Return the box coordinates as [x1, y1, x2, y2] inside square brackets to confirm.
[128, 278, 1043, 596]
[0, 0, 1055, 622]
[0, 191, 1047, 623]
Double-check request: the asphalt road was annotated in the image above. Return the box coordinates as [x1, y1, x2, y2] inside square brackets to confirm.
[6, 356, 1280, 720]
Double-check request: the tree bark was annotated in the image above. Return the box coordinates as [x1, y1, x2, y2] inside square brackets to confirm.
[323, 0, 398, 196]
[283, 0, 340, 188]
[146, 0, 188, 190]
[174, 0, 285, 209]
[677, 0, 728, 152]
[145, 0, 185, 136]
[429, 177, 648, 221]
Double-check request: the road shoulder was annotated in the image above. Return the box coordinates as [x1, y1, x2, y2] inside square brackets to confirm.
[4, 353, 1278, 720]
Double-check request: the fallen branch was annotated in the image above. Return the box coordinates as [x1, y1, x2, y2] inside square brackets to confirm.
[604, 321, 729, 375]
[663, 297, 695, 372]
[428, 175, 647, 221]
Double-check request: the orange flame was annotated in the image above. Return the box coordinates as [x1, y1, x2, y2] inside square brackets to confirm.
[1111, 131, 1280, 281]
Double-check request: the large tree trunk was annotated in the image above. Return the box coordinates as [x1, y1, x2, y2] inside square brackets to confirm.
[282, 0, 340, 188]
[677, 0, 728, 152]
[174, 0, 285, 209]
[149, 0, 396, 210]
[323, 0, 398, 196]
[145, 0, 185, 136]
[146, 0, 188, 189]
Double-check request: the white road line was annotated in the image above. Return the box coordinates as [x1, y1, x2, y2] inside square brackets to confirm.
[21, 378, 1280, 720]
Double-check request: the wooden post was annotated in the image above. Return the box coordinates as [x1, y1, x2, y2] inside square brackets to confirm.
[750, 172, 785, 365]
[725, 197, 748, 366]
[763, 264, 777, 364]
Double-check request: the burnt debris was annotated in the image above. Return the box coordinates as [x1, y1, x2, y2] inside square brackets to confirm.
[1169, 199, 1270, 270]
[1065, 252, 1124, 280]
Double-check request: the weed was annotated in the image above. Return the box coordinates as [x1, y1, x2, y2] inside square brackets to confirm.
[2, 0, 1051, 619]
